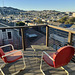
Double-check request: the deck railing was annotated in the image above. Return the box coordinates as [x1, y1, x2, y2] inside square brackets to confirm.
[0, 24, 75, 51]
[46, 25, 74, 47]
[0, 24, 46, 50]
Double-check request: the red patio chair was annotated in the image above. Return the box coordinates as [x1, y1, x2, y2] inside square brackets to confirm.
[0, 44, 26, 75]
[40, 46, 74, 75]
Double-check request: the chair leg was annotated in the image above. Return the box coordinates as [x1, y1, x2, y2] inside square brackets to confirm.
[12, 56, 26, 75]
[40, 61, 69, 75]
[0, 54, 26, 75]
[0, 64, 6, 75]
[0, 63, 19, 75]
[61, 67, 69, 75]
[12, 52, 26, 75]
[0, 68, 5, 75]
[40, 53, 45, 75]
[22, 54, 26, 70]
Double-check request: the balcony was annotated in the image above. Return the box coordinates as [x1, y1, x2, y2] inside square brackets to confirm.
[0, 24, 75, 75]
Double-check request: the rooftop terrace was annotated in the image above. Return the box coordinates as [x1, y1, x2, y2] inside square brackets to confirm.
[0, 46, 75, 75]
[0, 24, 75, 75]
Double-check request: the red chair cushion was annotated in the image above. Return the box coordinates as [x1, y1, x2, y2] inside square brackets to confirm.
[43, 52, 55, 67]
[53, 46, 74, 68]
[5, 50, 22, 63]
[43, 46, 74, 68]
[0, 48, 7, 63]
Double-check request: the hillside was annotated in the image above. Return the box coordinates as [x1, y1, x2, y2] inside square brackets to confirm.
[0, 7, 26, 15]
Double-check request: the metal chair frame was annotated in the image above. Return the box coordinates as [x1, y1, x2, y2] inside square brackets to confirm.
[40, 51, 69, 75]
[0, 44, 26, 75]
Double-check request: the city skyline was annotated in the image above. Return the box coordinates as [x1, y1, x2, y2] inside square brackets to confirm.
[0, 0, 75, 12]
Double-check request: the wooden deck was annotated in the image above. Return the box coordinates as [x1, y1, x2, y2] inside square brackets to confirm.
[0, 45, 75, 75]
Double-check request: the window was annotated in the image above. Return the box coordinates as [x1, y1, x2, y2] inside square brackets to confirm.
[7, 32, 12, 39]
[2, 29, 6, 32]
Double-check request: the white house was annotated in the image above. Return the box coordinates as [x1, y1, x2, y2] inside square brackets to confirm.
[0, 22, 22, 49]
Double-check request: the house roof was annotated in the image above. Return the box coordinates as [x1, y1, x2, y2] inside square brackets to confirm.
[0, 20, 14, 27]
[70, 24, 75, 28]
[59, 24, 72, 28]
[49, 21, 62, 26]
[25, 28, 46, 47]
[0, 22, 9, 27]
[65, 24, 72, 28]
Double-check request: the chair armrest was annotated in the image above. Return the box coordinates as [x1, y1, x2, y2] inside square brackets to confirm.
[43, 51, 55, 61]
[2, 50, 22, 58]
[0, 44, 14, 50]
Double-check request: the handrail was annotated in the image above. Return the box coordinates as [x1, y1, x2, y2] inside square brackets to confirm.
[48, 25, 75, 34]
[47, 25, 74, 46]
[0, 24, 75, 50]
[0, 24, 46, 51]
[0, 24, 46, 29]
[1, 24, 75, 34]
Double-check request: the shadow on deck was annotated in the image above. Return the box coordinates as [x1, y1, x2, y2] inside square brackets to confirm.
[0, 46, 75, 75]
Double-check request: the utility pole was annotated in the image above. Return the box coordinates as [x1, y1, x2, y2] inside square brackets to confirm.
[3, 0, 4, 7]
[2, 0, 5, 17]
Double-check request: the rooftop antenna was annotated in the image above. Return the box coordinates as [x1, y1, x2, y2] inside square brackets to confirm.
[2, 0, 5, 17]
[3, 0, 4, 7]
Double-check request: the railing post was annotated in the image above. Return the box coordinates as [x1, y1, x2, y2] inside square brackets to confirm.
[46, 26, 49, 47]
[21, 28, 26, 51]
[68, 32, 73, 45]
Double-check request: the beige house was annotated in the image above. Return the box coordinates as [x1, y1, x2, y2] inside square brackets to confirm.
[72, 13, 75, 17]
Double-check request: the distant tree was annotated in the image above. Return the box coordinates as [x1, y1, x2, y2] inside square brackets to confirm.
[16, 21, 25, 26]
[58, 16, 75, 25]
[64, 17, 75, 25]
[54, 20, 57, 22]
[35, 19, 44, 24]
[33, 20, 36, 23]
[64, 21, 69, 24]
[58, 16, 68, 23]
[68, 17, 75, 22]
[69, 22, 74, 25]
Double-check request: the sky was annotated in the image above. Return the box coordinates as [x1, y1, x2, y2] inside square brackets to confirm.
[0, 0, 75, 12]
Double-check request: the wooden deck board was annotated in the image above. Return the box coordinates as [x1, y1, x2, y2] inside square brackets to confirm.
[0, 46, 75, 75]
